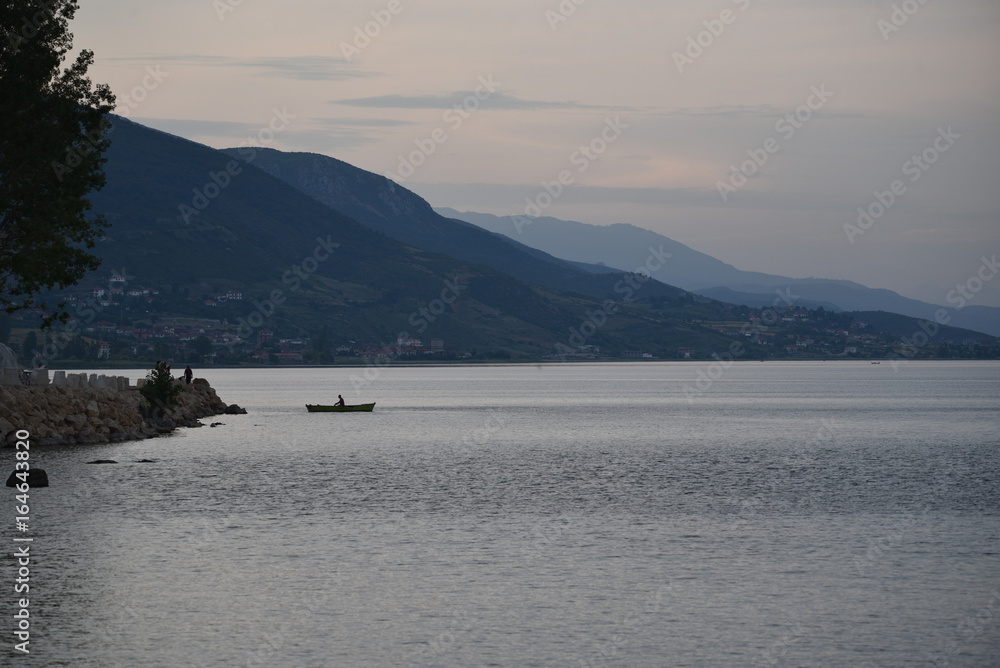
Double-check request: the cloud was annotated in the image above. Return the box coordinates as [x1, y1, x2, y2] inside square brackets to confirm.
[129, 117, 268, 137]
[227, 56, 370, 81]
[106, 54, 369, 81]
[310, 117, 414, 128]
[332, 91, 617, 111]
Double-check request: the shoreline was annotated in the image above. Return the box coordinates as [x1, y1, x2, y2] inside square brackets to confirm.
[42, 356, 996, 372]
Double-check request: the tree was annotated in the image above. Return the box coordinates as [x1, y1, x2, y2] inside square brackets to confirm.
[140, 363, 180, 412]
[0, 1, 116, 327]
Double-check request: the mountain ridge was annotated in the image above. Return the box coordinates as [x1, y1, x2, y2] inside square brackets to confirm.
[38, 117, 755, 358]
[438, 208, 1000, 337]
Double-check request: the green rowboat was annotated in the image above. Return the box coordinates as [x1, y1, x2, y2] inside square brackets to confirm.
[305, 403, 375, 412]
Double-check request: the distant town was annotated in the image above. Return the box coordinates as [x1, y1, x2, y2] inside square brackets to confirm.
[4, 271, 997, 368]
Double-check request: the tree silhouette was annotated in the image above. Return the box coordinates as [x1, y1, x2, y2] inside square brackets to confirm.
[0, 1, 116, 327]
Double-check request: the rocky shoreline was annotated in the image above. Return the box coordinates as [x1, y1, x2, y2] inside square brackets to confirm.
[0, 375, 243, 447]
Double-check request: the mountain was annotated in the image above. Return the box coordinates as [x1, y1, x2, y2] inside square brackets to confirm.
[219, 148, 637, 301]
[62, 117, 748, 358]
[33, 117, 992, 365]
[440, 208, 1000, 337]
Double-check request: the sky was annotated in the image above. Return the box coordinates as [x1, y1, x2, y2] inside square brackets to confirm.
[71, 0, 1000, 307]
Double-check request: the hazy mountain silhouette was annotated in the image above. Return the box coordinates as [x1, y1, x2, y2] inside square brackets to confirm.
[439, 208, 1000, 337]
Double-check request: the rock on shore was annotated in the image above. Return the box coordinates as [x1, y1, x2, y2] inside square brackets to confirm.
[0, 378, 232, 446]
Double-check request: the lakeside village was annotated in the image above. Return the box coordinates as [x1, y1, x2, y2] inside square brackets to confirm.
[4, 272, 998, 367]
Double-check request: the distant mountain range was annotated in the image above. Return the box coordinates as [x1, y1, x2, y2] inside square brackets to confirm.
[437, 209, 1000, 338]
[39, 116, 992, 364]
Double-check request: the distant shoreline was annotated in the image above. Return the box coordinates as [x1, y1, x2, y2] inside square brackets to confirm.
[39, 357, 997, 372]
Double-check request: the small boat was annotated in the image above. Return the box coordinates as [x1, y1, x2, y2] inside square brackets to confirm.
[305, 403, 375, 412]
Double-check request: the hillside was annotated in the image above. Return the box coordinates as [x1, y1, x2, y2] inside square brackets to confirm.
[18, 118, 996, 366]
[34, 117, 746, 359]
[221, 148, 642, 300]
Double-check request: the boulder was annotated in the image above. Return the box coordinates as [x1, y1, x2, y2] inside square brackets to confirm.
[225, 403, 248, 414]
[6, 468, 48, 487]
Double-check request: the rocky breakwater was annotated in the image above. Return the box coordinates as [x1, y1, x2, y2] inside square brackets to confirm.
[0, 370, 244, 446]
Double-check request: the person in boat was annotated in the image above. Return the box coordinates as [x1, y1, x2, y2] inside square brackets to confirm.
[336, 395, 345, 406]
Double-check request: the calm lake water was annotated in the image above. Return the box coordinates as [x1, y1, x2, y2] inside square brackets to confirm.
[4, 361, 999, 667]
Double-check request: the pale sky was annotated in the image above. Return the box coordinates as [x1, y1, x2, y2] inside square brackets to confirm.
[72, 0, 1000, 306]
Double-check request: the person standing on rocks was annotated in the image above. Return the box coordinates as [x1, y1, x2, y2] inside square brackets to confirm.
[184, 366, 193, 385]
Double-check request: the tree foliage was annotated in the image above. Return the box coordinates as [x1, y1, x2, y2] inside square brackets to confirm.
[140, 363, 180, 411]
[0, 0, 116, 327]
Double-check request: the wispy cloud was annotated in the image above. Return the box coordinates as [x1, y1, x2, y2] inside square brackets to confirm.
[106, 54, 370, 81]
[310, 117, 414, 128]
[228, 56, 369, 81]
[332, 91, 617, 111]
[129, 117, 268, 137]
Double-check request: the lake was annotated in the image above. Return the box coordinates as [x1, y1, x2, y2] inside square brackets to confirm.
[6, 361, 999, 666]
